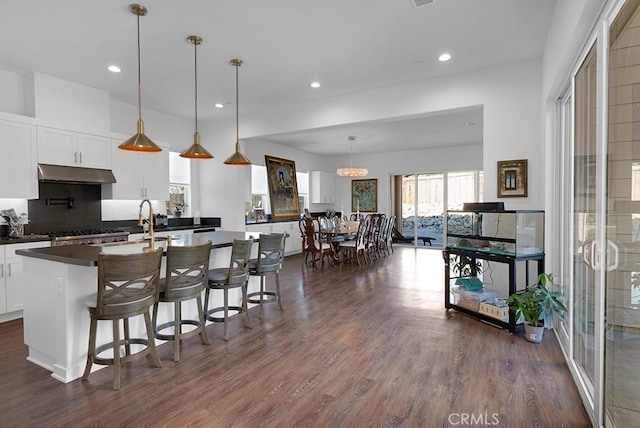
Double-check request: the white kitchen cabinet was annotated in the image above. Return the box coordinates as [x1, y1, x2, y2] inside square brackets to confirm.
[0, 119, 38, 199]
[0, 241, 50, 321]
[37, 126, 111, 169]
[310, 171, 335, 203]
[246, 221, 300, 256]
[104, 139, 169, 201]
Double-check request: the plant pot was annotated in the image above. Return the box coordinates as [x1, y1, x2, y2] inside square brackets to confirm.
[524, 322, 545, 343]
[174, 211, 182, 218]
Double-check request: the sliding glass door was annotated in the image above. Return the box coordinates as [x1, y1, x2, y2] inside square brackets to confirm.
[605, 1, 640, 424]
[401, 173, 444, 247]
[572, 42, 598, 395]
[397, 171, 481, 247]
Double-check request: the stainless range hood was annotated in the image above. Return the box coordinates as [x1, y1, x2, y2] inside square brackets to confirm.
[37, 164, 116, 184]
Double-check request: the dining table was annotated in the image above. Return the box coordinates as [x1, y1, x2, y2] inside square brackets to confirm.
[319, 226, 357, 265]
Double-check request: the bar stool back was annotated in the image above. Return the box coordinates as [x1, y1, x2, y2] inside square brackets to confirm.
[205, 239, 254, 340]
[82, 248, 163, 390]
[152, 241, 212, 362]
[248, 233, 287, 319]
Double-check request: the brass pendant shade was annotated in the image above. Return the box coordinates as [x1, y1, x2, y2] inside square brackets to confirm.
[180, 35, 213, 159]
[119, 4, 161, 153]
[336, 136, 368, 177]
[224, 58, 251, 165]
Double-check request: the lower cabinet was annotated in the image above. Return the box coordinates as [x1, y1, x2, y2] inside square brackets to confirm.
[246, 221, 300, 256]
[1, 241, 50, 321]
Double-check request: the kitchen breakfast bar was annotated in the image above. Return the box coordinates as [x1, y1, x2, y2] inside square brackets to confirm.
[16, 230, 259, 383]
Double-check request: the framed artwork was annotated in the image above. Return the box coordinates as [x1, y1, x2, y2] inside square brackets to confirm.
[265, 155, 301, 220]
[351, 179, 377, 212]
[497, 159, 528, 198]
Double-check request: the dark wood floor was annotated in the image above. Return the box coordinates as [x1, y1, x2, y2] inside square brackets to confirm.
[0, 247, 591, 427]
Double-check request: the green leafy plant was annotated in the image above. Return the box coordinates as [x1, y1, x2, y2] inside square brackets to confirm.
[451, 254, 482, 277]
[173, 201, 188, 212]
[506, 273, 567, 327]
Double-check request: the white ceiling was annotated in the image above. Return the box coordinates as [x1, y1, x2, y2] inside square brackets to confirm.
[0, 0, 555, 155]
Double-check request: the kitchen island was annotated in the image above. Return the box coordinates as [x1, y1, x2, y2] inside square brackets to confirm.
[17, 231, 260, 383]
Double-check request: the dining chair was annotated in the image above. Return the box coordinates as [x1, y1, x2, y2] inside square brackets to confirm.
[302, 217, 334, 267]
[152, 241, 212, 362]
[298, 217, 311, 263]
[380, 215, 396, 255]
[248, 233, 287, 319]
[205, 239, 254, 340]
[82, 248, 163, 390]
[339, 215, 370, 266]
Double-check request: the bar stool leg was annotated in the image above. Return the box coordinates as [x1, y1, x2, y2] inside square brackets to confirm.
[144, 311, 162, 368]
[259, 275, 265, 319]
[174, 302, 181, 362]
[196, 295, 210, 345]
[275, 271, 284, 312]
[123, 318, 131, 356]
[113, 320, 121, 391]
[223, 288, 229, 341]
[81, 317, 97, 381]
[242, 281, 253, 329]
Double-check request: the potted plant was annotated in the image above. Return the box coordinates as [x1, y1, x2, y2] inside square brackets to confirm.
[173, 201, 188, 217]
[451, 254, 482, 277]
[506, 273, 568, 343]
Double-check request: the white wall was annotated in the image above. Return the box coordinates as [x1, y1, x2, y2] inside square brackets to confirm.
[109, 99, 193, 149]
[0, 70, 25, 116]
[26, 72, 111, 134]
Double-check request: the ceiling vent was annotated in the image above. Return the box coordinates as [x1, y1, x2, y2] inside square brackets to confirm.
[410, 0, 434, 8]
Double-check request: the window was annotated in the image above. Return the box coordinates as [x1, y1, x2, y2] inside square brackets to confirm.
[169, 152, 191, 216]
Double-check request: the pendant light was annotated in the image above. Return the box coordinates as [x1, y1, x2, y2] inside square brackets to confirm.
[224, 58, 252, 165]
[180, 35, 213, 159]
[337, 136, 368, 177]
[119, 4, 161, 152]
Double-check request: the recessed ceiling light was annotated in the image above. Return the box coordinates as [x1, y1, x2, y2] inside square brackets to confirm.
[310, 81, 321, 89]
[107, 65, 121, 73]
[214, 103, 224, 109]
[438, 53, 451, 62]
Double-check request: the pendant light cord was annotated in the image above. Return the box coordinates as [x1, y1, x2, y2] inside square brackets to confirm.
[194, 40, 198, 134]
[235, 62, 239, 147]
[349, 139, 354, 168]
[136, 12, 142, 122]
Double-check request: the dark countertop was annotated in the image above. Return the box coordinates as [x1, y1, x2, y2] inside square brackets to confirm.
[123, 225, 218, 234]
[0, 234, 51, 245]
[16, 231, 260, 267]
[0, 225, 218, 245]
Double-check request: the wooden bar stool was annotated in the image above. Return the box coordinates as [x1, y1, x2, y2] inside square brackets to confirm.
[82, 249, 163, 390]
[152, 241, 212, 362]
[248, 233, 287, 319]
[204, 239, 254, 340]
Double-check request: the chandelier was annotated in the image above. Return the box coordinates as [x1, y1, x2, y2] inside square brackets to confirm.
[336, 136, 368, 177]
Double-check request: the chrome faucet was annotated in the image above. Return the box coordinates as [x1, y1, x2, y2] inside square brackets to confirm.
[138, 199, 155, 249]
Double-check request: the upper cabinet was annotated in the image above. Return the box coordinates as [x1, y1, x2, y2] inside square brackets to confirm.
[310, 171, 335, 203]
[0, 119, 38, 199]
[37, 126, 111, 169]
[103, 138, 169, 201]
